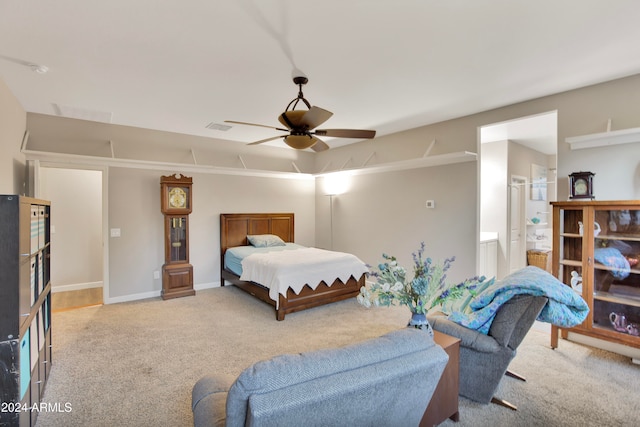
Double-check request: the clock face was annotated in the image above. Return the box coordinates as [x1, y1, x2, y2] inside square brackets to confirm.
[574, 179, 588, 195]
[168, 187, 187, 208]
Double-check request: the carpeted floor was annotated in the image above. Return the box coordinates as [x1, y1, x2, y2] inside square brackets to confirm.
[36, 286, 640, 426]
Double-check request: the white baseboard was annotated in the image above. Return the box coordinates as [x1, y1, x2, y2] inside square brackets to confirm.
[103, 281, 221, 305]
[195, 281, 220, 291]
[105, 290, 161, 304]
[567, 332, 640, 362]
[52, 281, 103, 293]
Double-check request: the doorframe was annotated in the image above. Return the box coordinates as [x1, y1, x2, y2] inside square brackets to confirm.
[508, 174, 528, 273]
[35, 161, 109, 303]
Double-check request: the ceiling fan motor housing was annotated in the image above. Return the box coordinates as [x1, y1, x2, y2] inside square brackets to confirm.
[292, 76, 308, 86]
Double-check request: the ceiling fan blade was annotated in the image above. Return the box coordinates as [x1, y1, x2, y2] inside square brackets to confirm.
[310, 138, 330, 152]
[247, 135, 284, 145]
[300, 106, 333, 129]
[314, 129, 376, 139]
[225, 120, 288, 132]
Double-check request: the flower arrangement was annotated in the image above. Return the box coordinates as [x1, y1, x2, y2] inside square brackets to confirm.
[357, 242, 484, 315]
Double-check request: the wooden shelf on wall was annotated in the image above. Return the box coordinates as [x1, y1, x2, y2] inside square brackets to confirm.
[24, 147, 477, 180]
[23, 148, 315, 181]
[566, 127, 640, 150]
[315, 151, 477, 178]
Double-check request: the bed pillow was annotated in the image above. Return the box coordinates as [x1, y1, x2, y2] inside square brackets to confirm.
[247, 234, 286, 248]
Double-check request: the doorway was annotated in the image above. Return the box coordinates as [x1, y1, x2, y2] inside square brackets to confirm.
[38, 166, 106, 310]
[479, 111, 558, 279]
[509, 175, 527, 273]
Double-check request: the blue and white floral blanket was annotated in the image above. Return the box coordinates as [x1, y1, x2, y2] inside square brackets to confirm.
[442, 266, 589, 334]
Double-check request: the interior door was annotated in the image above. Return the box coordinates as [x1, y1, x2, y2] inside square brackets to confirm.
[509, 177, 526, 273]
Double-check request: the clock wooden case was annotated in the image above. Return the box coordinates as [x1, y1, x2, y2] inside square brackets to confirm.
[160, 174, 195, 300]
[569, 171, 595, 200]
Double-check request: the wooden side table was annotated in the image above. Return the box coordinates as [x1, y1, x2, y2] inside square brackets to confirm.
[420, 330, 460, 426]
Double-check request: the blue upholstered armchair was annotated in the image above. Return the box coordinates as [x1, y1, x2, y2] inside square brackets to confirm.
[428, 294, 548, 410]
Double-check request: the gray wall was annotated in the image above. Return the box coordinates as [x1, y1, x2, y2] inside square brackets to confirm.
[0, 79, 26, 194]
[316, 163, 477, 285]
[107, 167, 315, 301]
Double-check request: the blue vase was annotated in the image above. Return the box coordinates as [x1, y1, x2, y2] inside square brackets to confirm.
[408, 312, 434, 336]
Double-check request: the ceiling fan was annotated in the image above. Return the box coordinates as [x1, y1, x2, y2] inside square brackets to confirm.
[225, 76, 376, 152]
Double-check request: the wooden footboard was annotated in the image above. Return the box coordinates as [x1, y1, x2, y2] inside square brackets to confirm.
[221, 269, 364, 320]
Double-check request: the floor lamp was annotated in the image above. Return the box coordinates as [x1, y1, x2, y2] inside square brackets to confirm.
[327, 194, 335, 250]
[323, 173, 349, 250]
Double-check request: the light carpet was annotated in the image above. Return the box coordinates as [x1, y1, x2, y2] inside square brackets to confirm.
[36, 286, 640, 426]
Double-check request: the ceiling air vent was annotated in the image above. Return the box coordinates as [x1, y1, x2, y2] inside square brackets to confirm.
[53, 103, 113, 123]
[206, 122, 232, 131]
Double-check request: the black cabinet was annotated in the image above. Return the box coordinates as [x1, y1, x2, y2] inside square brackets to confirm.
[0, 196, 52, 426]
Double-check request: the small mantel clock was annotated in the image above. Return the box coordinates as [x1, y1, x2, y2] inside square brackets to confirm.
[160, 174, 195, 299]
[569, 171, 595, 200]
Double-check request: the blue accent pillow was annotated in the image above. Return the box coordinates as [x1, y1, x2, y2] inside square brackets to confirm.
[593, 247, 630, 279]
[247, 234, 286, 247]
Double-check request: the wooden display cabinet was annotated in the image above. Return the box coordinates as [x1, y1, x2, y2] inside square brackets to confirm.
[551, 200, 640, 351]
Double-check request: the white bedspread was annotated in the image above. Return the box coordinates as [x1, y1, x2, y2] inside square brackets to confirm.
[239, 247, 368, 306]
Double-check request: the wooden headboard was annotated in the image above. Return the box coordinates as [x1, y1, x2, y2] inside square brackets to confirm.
[220, 213, 295, 256]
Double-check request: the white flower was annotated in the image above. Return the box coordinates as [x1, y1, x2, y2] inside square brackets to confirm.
[356, 293, 371, 308]
[392, 282, 403, 292]
[381, 282, 391, 292]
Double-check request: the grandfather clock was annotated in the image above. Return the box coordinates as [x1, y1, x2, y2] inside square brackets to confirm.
[160, 174, 195, 299]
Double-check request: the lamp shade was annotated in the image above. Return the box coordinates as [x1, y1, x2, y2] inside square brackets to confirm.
[284, 134, 317, 150]
[278, 110, 307, 129]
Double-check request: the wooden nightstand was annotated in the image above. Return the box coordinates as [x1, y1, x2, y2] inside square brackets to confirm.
[421, 330, 461, 426]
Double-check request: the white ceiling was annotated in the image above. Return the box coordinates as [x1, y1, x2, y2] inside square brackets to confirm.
[2, 1, 640, 151]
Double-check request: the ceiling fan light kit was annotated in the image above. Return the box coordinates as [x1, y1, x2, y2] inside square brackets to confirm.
[284, 134, 315, 150]
[225, 76, 376, 151]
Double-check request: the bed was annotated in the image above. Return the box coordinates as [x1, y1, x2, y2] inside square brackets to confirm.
[220, 213, 367, 320]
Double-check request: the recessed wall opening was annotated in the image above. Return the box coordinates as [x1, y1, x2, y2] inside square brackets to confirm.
[479, 111, 558, 280]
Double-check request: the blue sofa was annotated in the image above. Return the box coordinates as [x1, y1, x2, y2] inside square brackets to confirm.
[192, 328, 449, 427]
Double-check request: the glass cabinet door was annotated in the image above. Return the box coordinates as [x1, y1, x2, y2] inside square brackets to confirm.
[592, 208, 640, 337]
[557, 207, 586, 302]
[166, 216, 188, 263]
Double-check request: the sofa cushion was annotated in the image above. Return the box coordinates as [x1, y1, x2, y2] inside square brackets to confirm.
[225, 328, 439, 426]
[245, 345, 447, 427]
